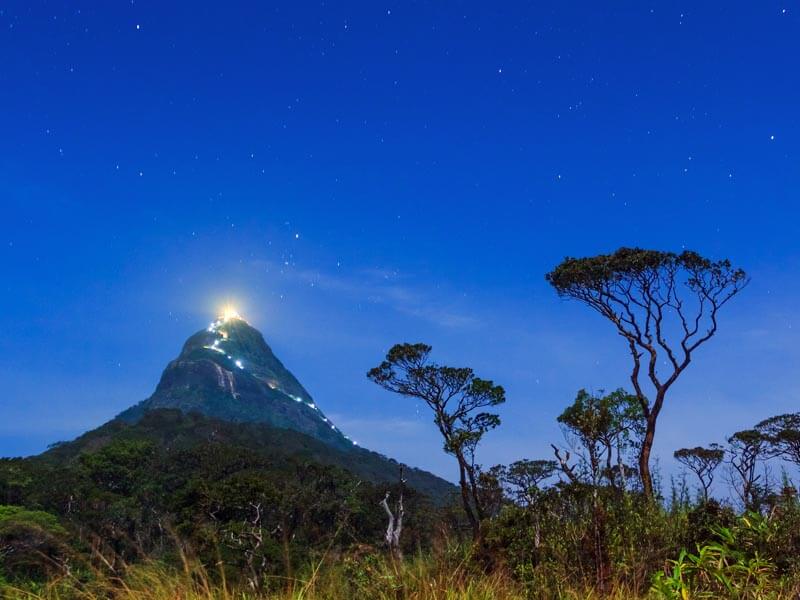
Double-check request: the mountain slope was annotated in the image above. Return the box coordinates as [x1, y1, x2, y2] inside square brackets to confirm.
[44, 409, 455, 502]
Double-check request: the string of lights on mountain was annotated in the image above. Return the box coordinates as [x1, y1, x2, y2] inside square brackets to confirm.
[203, 306, 357, 446]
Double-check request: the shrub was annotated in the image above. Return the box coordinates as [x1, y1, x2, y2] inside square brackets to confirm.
[651, 513, 784, 599]
[0, 505, 69, 581]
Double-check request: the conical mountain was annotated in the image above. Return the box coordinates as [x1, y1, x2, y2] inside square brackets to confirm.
[43, 312, 454, 501]
[118, 313, 354, 451]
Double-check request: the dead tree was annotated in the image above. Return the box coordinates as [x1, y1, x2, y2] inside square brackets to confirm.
[217, 501, 268, 590]
[380, 467, 405, 559]
[551, 445, 580, 484]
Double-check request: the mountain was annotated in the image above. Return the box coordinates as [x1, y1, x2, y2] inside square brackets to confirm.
[103, 312, 455, 501]
[118, 314, 353, 451]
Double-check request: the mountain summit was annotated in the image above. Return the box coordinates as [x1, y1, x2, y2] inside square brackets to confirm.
[118, 313, 354, 450]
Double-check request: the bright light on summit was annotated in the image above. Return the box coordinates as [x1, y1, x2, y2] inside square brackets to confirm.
[220, 305, 242, 322]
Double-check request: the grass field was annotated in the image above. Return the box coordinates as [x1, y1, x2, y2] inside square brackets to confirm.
[4, 551, 800, 600]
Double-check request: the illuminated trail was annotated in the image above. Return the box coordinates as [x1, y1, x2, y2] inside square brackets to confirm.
[202, 311, 357, 446]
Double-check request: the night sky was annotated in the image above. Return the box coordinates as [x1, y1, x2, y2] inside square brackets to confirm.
[2, 2, 799, 484]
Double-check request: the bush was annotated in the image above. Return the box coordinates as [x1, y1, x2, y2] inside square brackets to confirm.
[0, 505, 69, 581]
[651, 513, 786, 599]
[484, 484, 691, 596]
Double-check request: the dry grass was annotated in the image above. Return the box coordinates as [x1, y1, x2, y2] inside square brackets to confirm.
[2, 556, 525, 600]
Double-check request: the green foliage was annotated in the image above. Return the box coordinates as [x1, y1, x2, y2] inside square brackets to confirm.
[484, 483, 679, 596]
[498, 459, 558, 506]
[545, 248, 747, 293]
[0, 505, 69, 581]
[558, 390, 644, 442]
[651, 513, 782, 599]
[555, 388, 644, 487]
[80, 439, 158, 494]
[681, 500, 737, 551]
[39, 408, 454, 502]
[0, 410, 446, 589]
[7, 413, 800, 598]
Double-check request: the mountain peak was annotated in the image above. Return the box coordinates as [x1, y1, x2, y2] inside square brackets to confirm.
[118, 316, 357, 450]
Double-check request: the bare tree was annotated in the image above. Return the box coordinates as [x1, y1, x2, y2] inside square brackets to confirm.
[551, 444, 580, 484]
[673, 444, 725, 502]
[219, 501, 268, 590]
[368, 343, 505, 541]
[546, 248, 748, 498]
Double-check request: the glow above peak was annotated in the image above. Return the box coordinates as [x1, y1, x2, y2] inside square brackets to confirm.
[219, 305, 243, 322]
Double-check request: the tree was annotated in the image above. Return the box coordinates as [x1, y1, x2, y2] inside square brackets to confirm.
[502, 459, 558, 506]
[368, 343, 505, 540]
[674, 445, 725, 502]
[546, 248, 748, 498]
[727, 430, 769, 511]
[552, 389, 642, 591]
[476, 465, 507, 518]
[549, 389, 644, 593]
[552, 388, 644, 490]
[756, 413, 800, 467]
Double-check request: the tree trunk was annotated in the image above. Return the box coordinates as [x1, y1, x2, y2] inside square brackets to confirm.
[639, 417, 656, 499]
[280, 521, 293, 584]
[380, 491, 404, 560]
[457, 459, 480, 540]
[592, 494, 609, 594]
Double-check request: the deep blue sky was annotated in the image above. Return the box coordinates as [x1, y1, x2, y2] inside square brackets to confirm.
[1, 2, 799, 490]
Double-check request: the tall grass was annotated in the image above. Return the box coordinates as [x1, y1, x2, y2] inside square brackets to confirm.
[4, 539, 800, 600]
[5, 557, 800, 600]
[2, 553, 524, 600]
